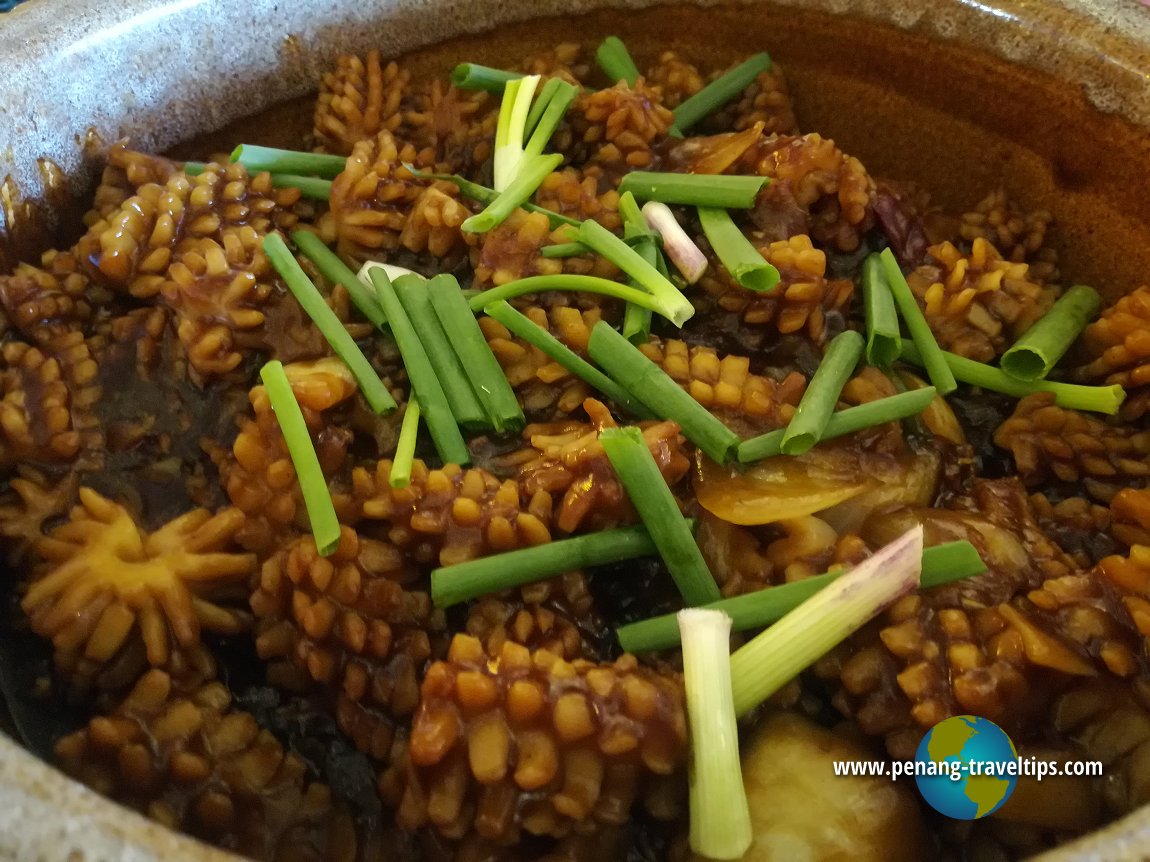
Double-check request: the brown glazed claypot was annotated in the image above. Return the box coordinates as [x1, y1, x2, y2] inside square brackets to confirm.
[1, 0, 1149, 858]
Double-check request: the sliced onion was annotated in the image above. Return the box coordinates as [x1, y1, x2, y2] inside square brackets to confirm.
[694, 447, 869, 526]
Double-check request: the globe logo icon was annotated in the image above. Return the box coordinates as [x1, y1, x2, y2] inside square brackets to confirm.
[915, 715, 1018, 819]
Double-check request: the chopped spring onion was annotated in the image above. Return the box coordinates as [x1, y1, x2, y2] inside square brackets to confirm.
[230, 144, 346, 178]
[291, 231, 386, 328]
[183, 161, 207, 175]
[679, 609, 752, 860]
[898, 339, 1126, 414]
[619, 171, 768, 209]
[642, 201, 708, 284]
[540, 242, 589, 258]
[780, 329, 865, 455]
[577, 220, 695, 326]
[428, 275, 525, 433]
[481, 300, 653, 418]
[861, 253, 900, 367]
[736, 386, 936, 462]
[672, 52, 772, 133]
[431, 521, 691, 607]
[462, 153, 564, 233]
[269, 174, 333, 201]
[390, 397, 421, 489]
[881, 248, 957, 396]
[729, 525, 924, 716]
[1000, 284, 1102, 381]
[619, 191, 660, 344]
[367, 268, 471, 465]
[451, 62, 523, 93]
[523, 80, 578, 160]
[468, 274, 666, 318]
[698, 206, 780, 293]
[616, 539, 983, 652]
[588, 322, 741, 463]
[525, 77, 565, 140]
[493, 74, 541, 191]
[259, 360, 341, 556]
[391, 274, 489, 430]
[405, 165, 580, 229]
[595, 36, 642, 86]
[262, 233, 397, 414]
[601, 427, 721, 606]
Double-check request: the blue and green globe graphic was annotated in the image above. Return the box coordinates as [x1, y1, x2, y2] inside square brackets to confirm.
[915, 715, 1018, 819]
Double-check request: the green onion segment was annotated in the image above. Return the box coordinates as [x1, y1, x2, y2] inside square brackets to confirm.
[428, 276, 524, 433]
[698, 206, 780, 293]
[600, 427, 720, 606]
[729, 525, 924, 716]
[736, 387, 936, 462]
[595, 36, 641, 85]
[616, 538, 983, 652]
[451, 63, 523, 93]
[481, 301, 653, 418]
[230, 144, 347, 178]
[679, 608, 753, 860]
[462, 153, 564, 233]
[259, 360, 341, 555]
[672, 52, 772, 133]
[493, 74, 541, 192]
[431, 522, 689, 607]
[262, 233, 396, 414]
[880, 248, 957, 396]
[589, 322, 741, 463]
[366, 268, 471, 465]
[390, 397, 421, 489]
[291, 230, 386, 328]
[619, 171, 767, 209]
[779, 330, 865, 455]
[1000, 284, 1102, 381]
[861, 253, 900, 367]
[898, 340, 1125, 414]
[391, 274, 489, 430]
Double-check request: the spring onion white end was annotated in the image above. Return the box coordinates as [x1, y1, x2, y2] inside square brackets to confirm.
[642, 201, 708, 284]
[493, 74, 541, 192]
[679, 608, 752, 860]
[729, 525, 924, 716]
[357, 260, 421, 287]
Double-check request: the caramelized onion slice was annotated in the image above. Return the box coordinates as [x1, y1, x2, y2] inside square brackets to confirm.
[694, 447, 869, 526]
